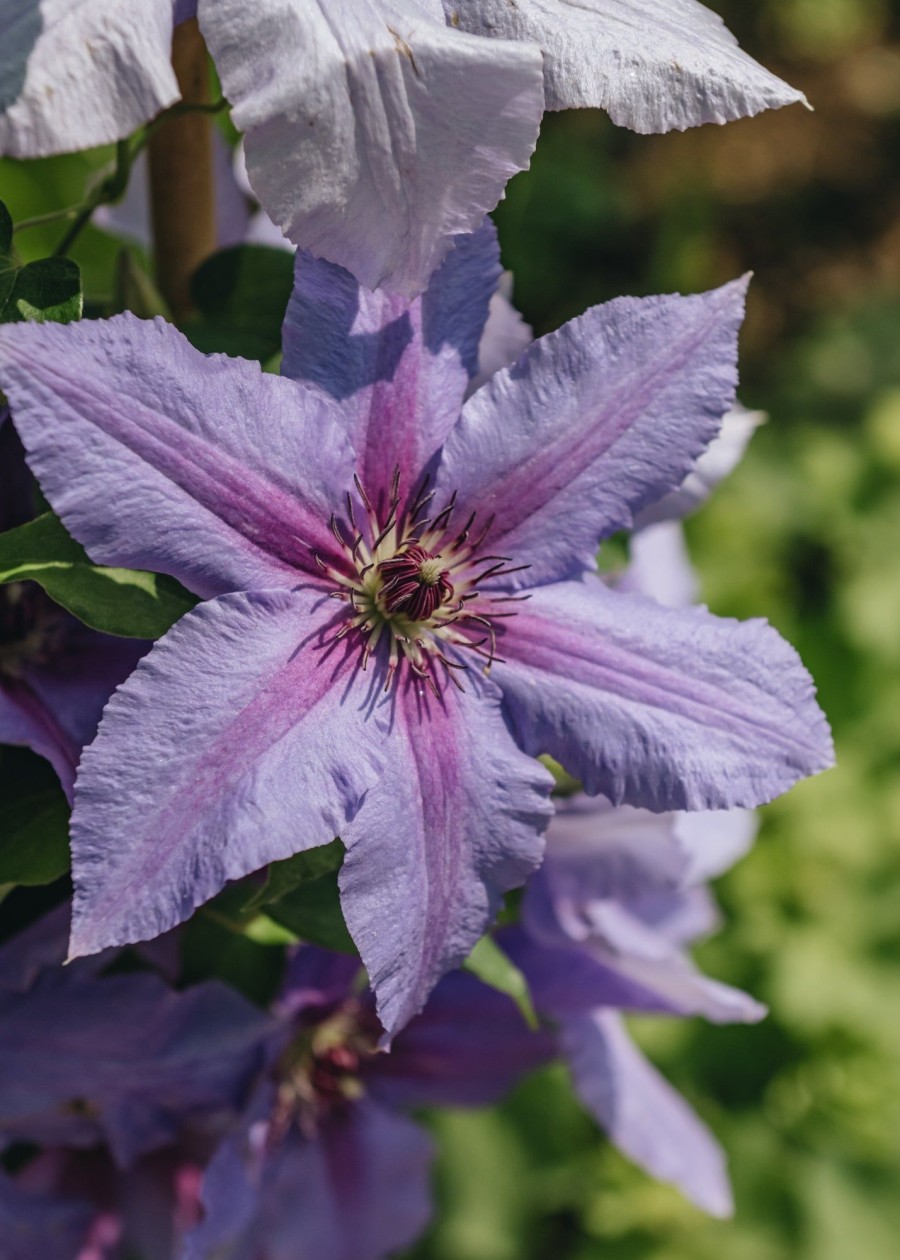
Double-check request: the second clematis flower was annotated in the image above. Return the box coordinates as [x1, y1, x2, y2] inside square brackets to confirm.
[0, 225, 832, 1034]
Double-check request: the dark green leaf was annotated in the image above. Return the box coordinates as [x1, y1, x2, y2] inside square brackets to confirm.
[464, 935, 538, 1028]
[265, 874, 357, 955]
[0, 202, 12, 257]
[0, 513, 197, 638]
[181, 911, 286, 1007]
[0, 749, 69, 886]
[245, 839, 345, 912]
[185, 245, 294, 362]
[4, 258, 82, 325]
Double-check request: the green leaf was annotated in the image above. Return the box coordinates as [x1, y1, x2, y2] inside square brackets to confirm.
[464, 935, 539, 1029]
[0, 748, 70, 886]
[0, 200, 12, 258]
[3, 258, 83, 324]
[244, 839, 345, 912]
[185, 245, 294, 362]
[0, 513, 197, 638]
[265, 874, 357, 955]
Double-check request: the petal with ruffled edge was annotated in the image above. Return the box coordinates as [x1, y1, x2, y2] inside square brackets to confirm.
[339, 675, 553, 1035]
[491, 576, 834, 811]
[0, 1172, 92, 1260]
[0, 316, 353, 599]
[468, 273, 533, 396]
[198, 0, 543, 296]
[0, 970, 270, 1167]
[67, 589, 385, 959]
[365, 969, 554, 1107]
[619, 521, 699, 610]
[444, 0, 807, 134]
[562, 1010, 733, 1216]
[0, 0, 178, 159]
[435, 279, 747, 590]
[282, 224, 500, 506]
[185, 1097, 434, 1260]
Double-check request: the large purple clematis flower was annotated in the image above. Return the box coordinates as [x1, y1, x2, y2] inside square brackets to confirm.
[184, 944, 553, 1260]
[0, 225, 832, 1034]
[1, 2, 803, 294]
[0, 415, 146, 801]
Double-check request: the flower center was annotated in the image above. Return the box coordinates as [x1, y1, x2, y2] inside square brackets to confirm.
[315, 470, 528, 694]
[0, 582, 65, 675]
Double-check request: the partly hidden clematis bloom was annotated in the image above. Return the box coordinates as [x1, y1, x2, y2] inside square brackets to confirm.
[499, 502, 764, 1216]
[0, 413, 146, 801]
[0, 224, 833, 1036]
[184, 944, 553, 1260]
[0, 1, 805, 293]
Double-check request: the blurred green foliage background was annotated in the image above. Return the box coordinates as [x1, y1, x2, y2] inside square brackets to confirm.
[2, 1, 899, 1256]
[414, 1, 900, 1257]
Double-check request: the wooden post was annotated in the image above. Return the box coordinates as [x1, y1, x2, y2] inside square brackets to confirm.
[147, 18, 217, 318]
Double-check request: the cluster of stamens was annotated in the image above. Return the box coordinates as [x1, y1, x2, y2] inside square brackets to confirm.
[314, 469, 529, 695]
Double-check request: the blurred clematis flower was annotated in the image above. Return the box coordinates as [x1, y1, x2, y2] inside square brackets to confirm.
[0, 2, 805, 294]
[184, 945, 553, 1260]
[0, 224, 832, 1034]
[0, 414, 146, 801]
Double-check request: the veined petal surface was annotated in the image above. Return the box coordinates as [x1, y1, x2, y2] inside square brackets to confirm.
[198, 0, 543, 295]
[0, 0, 179, 158]
[282, 225, 500, 502]
[492, 577, 834, 810]
[340, 675, 552, 1034]
[444, 0, 807, 133]
[436, 279, 747, 589]
[0, 317, 353, 597]
[68, 590, 385, 959]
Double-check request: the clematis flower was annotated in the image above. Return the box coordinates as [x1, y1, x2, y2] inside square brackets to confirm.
[0, 225, 832, 1034]
[1, 2, 804, 294]
[184, 945, 553, 1260]
[0, 414, 146, 802]
[0, 1170, 94, 1260]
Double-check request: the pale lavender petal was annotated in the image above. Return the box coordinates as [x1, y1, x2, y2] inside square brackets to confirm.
[675, 809, 758, 884]
[0, 1172, 92, 1260]
[198, 0, 543, 295]
[0, 0, 179, 158]
[468, 273, 533, 396]
[0, 970, 270, 1166]
[637, 404, 765, 526]
[365, 969, 554, 1107]
[492, 576, 834, 810]
[282, 224, 500, 504]
[339, 675, 553, 1034]
[629, 885, 722, 947]
[435, 279, 748, 589]
[186, 1099, 434, 1260]
[562, 1010, 734, 1216]
[619, 521, 699, 609]
[445, 0, 807, 133]
[69, 589, 385, 959]
[0, 316, 353, 597]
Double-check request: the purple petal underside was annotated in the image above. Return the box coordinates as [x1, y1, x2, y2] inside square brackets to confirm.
[0, 316, 353, 598]
[0, 970, 270, 1167]
[435, 279, 748, 590]
[0, 1172, 92, 1260]
[186, 1098, 434, 1260]
[562, 1010, 734, 1216]
[282, 224, 501, 507]
[365, 969, 554, 1107]
[0, 0, 178, 158]
[492, 576, 834, 811]
[68, 589, 386, 959]
[444, 0, 807, 133]
[339, 675, 553, 1035]
[198, 0, 543, 297]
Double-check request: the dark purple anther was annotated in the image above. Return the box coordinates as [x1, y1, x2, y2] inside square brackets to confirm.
[377, 545, 454, 622]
